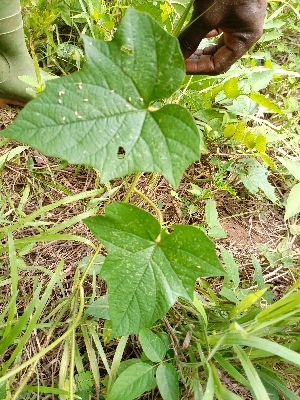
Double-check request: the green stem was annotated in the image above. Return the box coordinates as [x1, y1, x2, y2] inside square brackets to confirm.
[133, 188, 163, 227]
[123, 172, 141, 203]
[78, 244, 102, 287]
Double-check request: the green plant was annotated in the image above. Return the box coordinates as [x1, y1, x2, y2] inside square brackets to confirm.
[1, 2, 300, 399]
[163, 247, 300, 399]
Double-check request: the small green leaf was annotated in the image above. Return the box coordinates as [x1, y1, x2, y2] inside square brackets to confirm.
[255, 134, 267, 153]
[244, 131, 256, 149]
[76, 371, 93, 391]
[107, 362, 155, 400]
[284, 183, 300, 220]
[278, 157, 300, 181]
[85, 295, 110, 319]
[220, 246, 240, 288]
[156, 363, 179, 400]
[205, 200, 227, 239]
[251, 255, 265, 290]
[289, 224, 300, 235]
[259, 153, 276, 169]
[233, 122, 246, 142]
[229, 288, 268, 319]
[84, 203, 224, 335]
[224, 124, 235, 138]
[223, 78, 241, 99]
[250, 92, 283, 114]
[250, 70, 274, 92]
[139, 329, 167, 362]
[205, 199, 220, 228]
[3, 8, 199, 188]
[207, 226, 228, 239]
[192, 295, 208, 326]
[0, 145, 29, 169]
[220, 285, 239, 304]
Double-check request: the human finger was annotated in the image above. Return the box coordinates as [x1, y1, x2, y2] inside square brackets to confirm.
[185, 31, 259, 75]
[205, 28, 222, 38]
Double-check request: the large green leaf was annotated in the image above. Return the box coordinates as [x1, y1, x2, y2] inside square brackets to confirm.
[107, 362, 155, 400]
[84, 203, 224, 335]
[2, 8, 199, 188]
[139, 329, 167, 362]
[156, 363, 179, 400]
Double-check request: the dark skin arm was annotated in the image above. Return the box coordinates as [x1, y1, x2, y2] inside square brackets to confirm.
[178, 0, 267, 75]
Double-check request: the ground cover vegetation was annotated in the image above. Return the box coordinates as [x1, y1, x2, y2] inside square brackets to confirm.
[0, 0, 300, 398]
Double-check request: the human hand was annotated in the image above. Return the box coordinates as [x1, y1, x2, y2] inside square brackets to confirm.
[178, 0, 267, 75]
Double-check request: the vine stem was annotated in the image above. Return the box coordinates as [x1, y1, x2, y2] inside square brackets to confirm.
[123, 172, 142, 203]
[133, 188, 163, 227]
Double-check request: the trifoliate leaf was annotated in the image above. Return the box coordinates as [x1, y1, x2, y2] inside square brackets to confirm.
[2, 8, 199, 188]
[84, 203, 224, 335]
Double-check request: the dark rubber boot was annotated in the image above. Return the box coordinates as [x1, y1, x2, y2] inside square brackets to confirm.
[0, 0, 43, 107]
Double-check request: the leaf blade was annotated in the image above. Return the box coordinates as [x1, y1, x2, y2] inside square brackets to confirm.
[3, 8, 199, 188]
[156, 363, 179, 400]
[139, 329, 167, 362]
[84, 203, 224, 335]
[107, 362, 155, 400]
